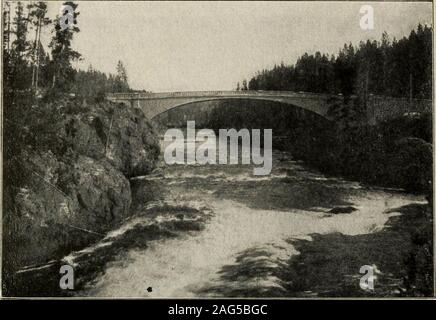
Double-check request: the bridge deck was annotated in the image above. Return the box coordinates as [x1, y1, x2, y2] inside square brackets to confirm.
[106, 90, 334, 100]
[106, 91, 432, 124]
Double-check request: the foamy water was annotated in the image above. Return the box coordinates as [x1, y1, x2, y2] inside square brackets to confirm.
[76, 138, 424, 297]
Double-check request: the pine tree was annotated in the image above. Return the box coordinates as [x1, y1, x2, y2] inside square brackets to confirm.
[28, 1, 51, 91]
[3, 2, 13, 99]
[3, 2, 11, 52]
[49, 1, 81, 91]
[114, 60, 129, 92]
[12, 2, 29, 57]
[11, 1, 31, 90]
[242, 79, 248, 91]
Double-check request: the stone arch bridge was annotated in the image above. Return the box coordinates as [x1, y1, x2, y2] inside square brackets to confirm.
[106, 91, 431, 124]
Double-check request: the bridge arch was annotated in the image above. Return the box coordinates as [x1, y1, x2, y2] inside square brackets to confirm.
[106, 91, 336, 121]
[149, 97, 334, 123]
[106, 90, 432, 125]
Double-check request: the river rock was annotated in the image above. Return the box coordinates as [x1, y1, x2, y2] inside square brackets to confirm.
[328, 206, 357, 214]
[65, 155, 132, 231]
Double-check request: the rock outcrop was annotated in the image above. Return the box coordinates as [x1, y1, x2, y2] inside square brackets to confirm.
[58, 101, 160, 177]
[3, 98, 160, 276]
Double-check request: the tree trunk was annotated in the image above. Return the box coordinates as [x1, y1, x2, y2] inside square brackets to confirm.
[21, 8, 30, 59]
[7, 3, 11, 51]
[409, 73, 413, 104]
[35, 18, 42, 90]
[31, 19, 39, 89]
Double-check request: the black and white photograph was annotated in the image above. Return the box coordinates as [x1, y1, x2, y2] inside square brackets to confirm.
[1, 0, 434, 300]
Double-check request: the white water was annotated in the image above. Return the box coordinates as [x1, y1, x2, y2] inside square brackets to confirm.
[78, 139, 424, 297]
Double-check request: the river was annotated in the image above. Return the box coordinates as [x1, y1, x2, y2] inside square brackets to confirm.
[67, 135, 424, 297]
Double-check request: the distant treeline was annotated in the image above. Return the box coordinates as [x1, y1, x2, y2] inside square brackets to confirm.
[72, 62, 130, 100]
[238, 25, 432, 99]
[3, 1, 130, 102]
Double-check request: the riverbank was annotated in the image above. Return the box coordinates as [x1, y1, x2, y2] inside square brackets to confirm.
[207, 201, 432, 297]
[280, 202, 433, 297]
[281, 111, 432, 195]
[2, 94, 160, 295]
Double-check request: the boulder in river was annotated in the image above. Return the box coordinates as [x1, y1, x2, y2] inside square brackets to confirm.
[328, 206, 357, 214]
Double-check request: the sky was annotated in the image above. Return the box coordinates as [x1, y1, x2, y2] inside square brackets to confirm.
[37, 1, 433, 92]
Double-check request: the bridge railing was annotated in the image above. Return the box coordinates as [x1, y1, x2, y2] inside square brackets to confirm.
[106, 90, 335, 100]
[106, 91, 431, 112]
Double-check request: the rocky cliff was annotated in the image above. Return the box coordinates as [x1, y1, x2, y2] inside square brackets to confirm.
[3, 97, 160, 284]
